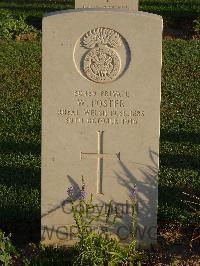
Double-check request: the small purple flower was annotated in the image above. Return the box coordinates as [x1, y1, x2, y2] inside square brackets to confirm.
[130, 184, 137, 200]
[67, 186, 74, 198]
[79, 189, 87, 200]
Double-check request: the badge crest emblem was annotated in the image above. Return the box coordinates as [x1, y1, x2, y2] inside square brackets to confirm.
[73, 27, 130, 83]
[81, 28, 122, 83]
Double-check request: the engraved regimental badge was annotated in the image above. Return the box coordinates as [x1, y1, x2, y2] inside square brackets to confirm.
[81, 28, 122, 83]
[73, 27, 130, 84]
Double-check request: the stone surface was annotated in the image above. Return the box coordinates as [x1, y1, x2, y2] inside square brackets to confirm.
[75, 0, 138, 10]
[42, 9, 162, 247]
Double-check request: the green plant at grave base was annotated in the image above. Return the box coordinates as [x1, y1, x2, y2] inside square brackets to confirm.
[0, 230, 19, 266]
[193, 17, 200, 36]
[66, 177, 144, 266]
[181, 192, 200, 248]
[0, 9, 38, 40]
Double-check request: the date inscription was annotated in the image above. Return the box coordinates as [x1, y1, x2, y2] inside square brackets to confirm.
[57, 89, 145, 126]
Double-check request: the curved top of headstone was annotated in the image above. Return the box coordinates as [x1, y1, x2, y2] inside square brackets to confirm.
[43, 9, 162, 21]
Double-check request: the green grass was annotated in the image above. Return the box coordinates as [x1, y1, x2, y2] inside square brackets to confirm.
[0, 0, 74, 17]
[0, 39, 200, 245]
[0, 40, 41, 244]
[140, 0, 200, 17]
[160, 40, 200, 224]
[0, 0, 74, 29]
[0, 0, 199, 29]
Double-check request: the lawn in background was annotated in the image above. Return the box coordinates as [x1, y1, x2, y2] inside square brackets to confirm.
[0, 40, 41, 244]
[0, 0, 199, 29]
[0, 39, 199, 245]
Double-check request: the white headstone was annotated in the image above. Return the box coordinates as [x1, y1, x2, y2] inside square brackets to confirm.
[42, 6, 162, 247]
[75, 0, 138, 11]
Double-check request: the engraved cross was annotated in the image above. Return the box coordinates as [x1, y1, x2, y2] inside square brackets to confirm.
[80, 131, 120, 194]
